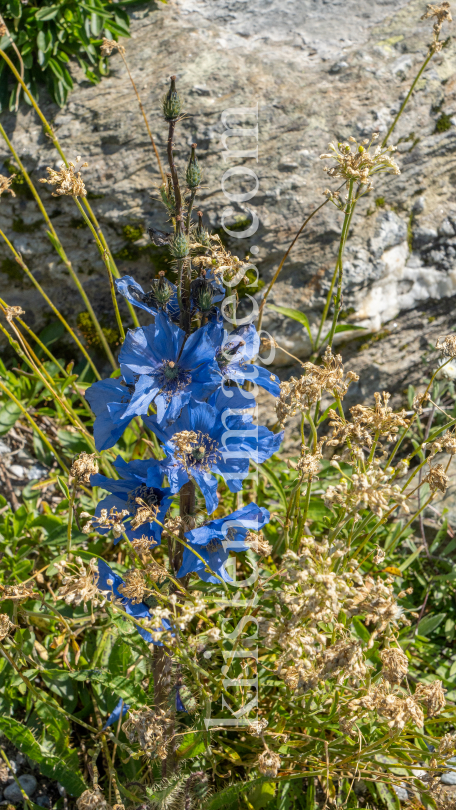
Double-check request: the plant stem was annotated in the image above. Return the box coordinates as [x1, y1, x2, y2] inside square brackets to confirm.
[318, 180, 355, 350]
[185, 189, 197, 234]
[0, 223, 100, 379]
[382, 50, 434, 148]
[0, 54, 139, 327]
[67, 482, 77, 554]
[256, 196, 332, 334]
[0, 379, 68, 472]
[74, 198, 125, 342]
[119, 51, 166, 184]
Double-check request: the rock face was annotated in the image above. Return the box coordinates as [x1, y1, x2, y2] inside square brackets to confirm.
[0, 0, 456, 382]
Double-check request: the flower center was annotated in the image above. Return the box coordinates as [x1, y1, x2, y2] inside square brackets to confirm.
[163, 360, 179, 380]
[173, 430, 221, 472]
[159, 361, 191, 398]
[127, 484, 161, 513]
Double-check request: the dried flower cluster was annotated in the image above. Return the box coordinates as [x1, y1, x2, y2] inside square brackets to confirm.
[55, 557, 100, 611]
[100, 37, 126, 56]
[423, 462, 449, 493]
[0, 173, 16, 198]
[40, 157, 88, 197]
[328, 392, 409, 451]
[82, 506, 129, 538]
[123, 708, 171, 759]
[421, 2, 452, 52]
[257, 749, 281, 778]
[324, 464, 409, 519]
[320, 134, 400, 195]
[76, 789, 110, 810]
[436, 334, 456, 358]
[276, 347, 358, 427]
[70, 452, 98, 486]
[0, 613, 14, 641]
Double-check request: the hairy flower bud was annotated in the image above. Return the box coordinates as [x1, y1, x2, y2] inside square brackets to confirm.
[170, 231, 190, 259]
[190, 275, 214, 313]
[186, 143, 202, 189]
[162, 75, 182, 122]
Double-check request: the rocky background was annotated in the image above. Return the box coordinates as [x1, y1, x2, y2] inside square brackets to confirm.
[1, 0, 456, 452]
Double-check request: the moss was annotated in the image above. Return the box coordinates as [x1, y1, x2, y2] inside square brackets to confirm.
[123, 223, 144, 242]
[435, 113, 452, 133]
[358, 330, 390, 352]
[375, 197, 386, 208]
[3, 159, 34, 200]
[428, 315, 436, 323]
[77, 311, 119, 349]
[114, 243, 142, 261]
[12, 217, 42, 233]
[339, 306, 356, 320]
[70, 217, 88, 230]
[87, 191, 105, 200]
[1, 257, 23, 281]
[407, 212, 414, 253]
[237, 267, 265, 299]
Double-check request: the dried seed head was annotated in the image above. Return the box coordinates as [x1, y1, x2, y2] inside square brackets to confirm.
[82, 506, 130, 538]
[414, 680, 446, 716]
[438, 732, 456, 757]
[373, 546, 386, 565]
[56, 557, 100, 612]
[0, 613, 14, 641]
[123, 707, 171, 758]
[4, 306, 25, 323]
[423, 462, 449, 493]
[0, 173, 16, 198]
[40, 158, 88, 197]
[380, 647, 409, 684]
[276, 346, 358, 427]
[100, 37, 125, 56]
[247, 718, 268, 737]
[436, 334, 456, 358]
[245, 530, 272, 557]
[421, 3, 452, 51]
[130, 499, 158, 531]
[257, 749, 281, 777]
[70, 452, 98, 486]
[296, 439, 325, 481]
[412, 391, 430, 415]
[76, 789, 110, 810]
[117, 568, 149, 604]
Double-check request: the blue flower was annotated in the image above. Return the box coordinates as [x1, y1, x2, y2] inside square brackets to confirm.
[177, 502, 270, 583]
[144, 400, 283, 514]
[85, 370, 137, 452]
[118, 312, 222, 425]
[91, 456, 170, 547]
[97, 559, 171, 644]
[103, 697, 129, 729]
[116, 273, 224, 322]
[210, 323, 281, 397]
[116, 275, 180, 322]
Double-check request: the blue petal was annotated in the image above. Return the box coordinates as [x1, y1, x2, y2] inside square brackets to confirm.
[176, 690, 187, 712]
[103, 697, 129, 729]
[191, 468, 219, 514]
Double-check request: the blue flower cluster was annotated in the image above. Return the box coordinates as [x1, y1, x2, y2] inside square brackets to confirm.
[86, 274, 283, 648]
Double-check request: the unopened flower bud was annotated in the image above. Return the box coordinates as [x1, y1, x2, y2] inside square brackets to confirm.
[162, 75, 182, 122]
[186, 143, 202, 189]
[170, 231, 190, 258]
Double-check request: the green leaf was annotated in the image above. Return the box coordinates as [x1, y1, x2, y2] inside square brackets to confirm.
[256, 462, 287, 511]
[56, 476, 70, 499]
[322, 323, 366, 342]
[13, 505, 28, 537]
[35, 6, 60, 20]
[177, 731, 207, 758]
[375, 782, 400, 810]
[0, 717, 86, 796]
[352, 617, 371, 644]
[0, 401, 21, 435]
[418, 613, 446, 637]
[306, 497, 328, 522]
[8, 0, 22, 18]
[267, 304, 313, 347]
[248, 782, 276, 810]
[54, 670, 148, 707]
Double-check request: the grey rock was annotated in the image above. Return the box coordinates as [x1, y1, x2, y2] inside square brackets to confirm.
[412, 196, 426, 214]
[393, 785, 408, 801]
[438, 218, 455, 237]
[1, 0, 456, 389]
[413, 226, 438, 249]
[3, 775, 37, 802]
[441, 771, 456, 786]
[369, 212, 408, 259]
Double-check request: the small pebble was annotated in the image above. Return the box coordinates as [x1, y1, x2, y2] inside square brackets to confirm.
[3, 775, 37, 802]
[35, 795, 51, 808]
[441, 771, 456, 786]
[393, 785, 408, 801]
